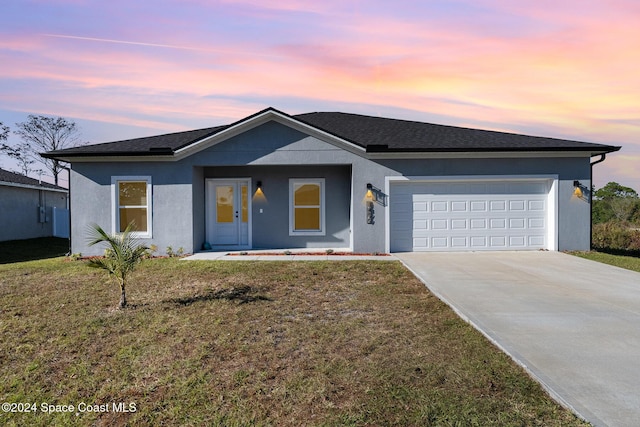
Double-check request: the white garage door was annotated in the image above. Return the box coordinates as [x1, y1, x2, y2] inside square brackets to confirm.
[390, 179, 552, 252]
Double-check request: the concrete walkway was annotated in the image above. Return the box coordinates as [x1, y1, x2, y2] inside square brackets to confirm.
[396, 251, 640, 427]
[183, 249, 397, 261]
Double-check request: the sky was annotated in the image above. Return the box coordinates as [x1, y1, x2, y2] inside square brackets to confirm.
[1, 0, 638, 190]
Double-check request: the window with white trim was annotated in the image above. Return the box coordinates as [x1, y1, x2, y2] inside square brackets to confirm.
[112, 176, 152, 237]
[289, 178, 325, 236]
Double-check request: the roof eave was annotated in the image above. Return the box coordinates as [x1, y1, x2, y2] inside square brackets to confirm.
[0, 180, 68, 193]
[367, 148, 621, 160]
[42, 150, 176, 162]
[366, 145, 622, 155]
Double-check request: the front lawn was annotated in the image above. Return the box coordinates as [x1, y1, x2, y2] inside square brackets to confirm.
[571, 250, 640, 273]
[0, 257, 587, 426]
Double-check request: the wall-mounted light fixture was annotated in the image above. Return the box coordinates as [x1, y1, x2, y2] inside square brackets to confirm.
[253, 179, 267, 203]
[365, 183, 374, 202]
[573, 180, 583, 198]
[365, 183, 375, 224]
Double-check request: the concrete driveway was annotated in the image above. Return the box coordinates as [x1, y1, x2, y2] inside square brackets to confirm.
[396, 251, 640, 427]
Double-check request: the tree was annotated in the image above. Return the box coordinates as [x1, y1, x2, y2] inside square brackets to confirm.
[0, 122, 8, 142]
[14, 115, 80, 185]
[1, 139, 36, 176]
[593, 182, 640, 223]
[0, 122, 25, 171]
[87, 223, 148, 309]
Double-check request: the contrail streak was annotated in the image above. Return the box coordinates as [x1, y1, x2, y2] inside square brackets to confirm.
[41, 33, 280, 58]
[42, 33, 214, 51]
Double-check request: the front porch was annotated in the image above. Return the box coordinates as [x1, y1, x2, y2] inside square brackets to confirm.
[194, 165, 353, 252]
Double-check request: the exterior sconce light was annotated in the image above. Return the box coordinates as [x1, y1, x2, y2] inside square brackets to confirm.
[573, 180, 583, 198]
[253, 180, 267, 202]
[365, 183, 375, 202]
[366, 183, 375, 224]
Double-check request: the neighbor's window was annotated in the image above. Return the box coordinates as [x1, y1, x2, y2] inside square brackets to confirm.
[112, 176, 152, 237]
[289, 179, 325, 236]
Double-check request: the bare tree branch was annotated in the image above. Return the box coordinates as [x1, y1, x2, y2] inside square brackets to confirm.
[14, 115, 80, 185]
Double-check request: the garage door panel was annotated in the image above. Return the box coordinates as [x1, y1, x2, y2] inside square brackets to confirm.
[390, 179, 550, 252]
[431, 237, 448, 248]
[451, 201, 468, 211]
[451, 219, 468, 229]
[470, 236, 488, 248]
[490, 236, 507, 247]
[509, 218, 526, 229]
[490, 218, 506, 229]
[529, 218, 545, 228]
[509, 200, 526, 211]
[490, 200, 507, 211]
[431, 201, 448, 212]
[413, 201, 428, 212]
[413, 219, 428, 230]
[509, 236, 527, 247]
[529, 200, 545, 210]
[431, 219, 448, 230]
[470, 201, 487, 211]
[529, 235, 545, 246]
[413, 237, 428, 248]
[451, 236, 468, 247]
[470, 218, 488, 229]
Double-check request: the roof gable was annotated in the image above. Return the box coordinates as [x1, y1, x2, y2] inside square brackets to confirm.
[43, 107, 621, 161]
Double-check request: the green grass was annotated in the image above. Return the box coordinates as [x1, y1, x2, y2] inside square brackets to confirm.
[571, 250, 640, 273]
[0, 255, 588, 426]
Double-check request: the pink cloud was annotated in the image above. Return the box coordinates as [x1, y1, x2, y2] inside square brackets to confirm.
[217, 0, 331, 13]
[1, 0, 639, 191]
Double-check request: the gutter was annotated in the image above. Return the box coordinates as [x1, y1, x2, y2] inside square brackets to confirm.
[589, 153, 608, 250]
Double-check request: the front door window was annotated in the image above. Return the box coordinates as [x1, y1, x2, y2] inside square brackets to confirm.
[216, 185, 235, 223]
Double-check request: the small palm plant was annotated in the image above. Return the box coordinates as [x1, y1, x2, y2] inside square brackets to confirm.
[87, 223, 148, 309]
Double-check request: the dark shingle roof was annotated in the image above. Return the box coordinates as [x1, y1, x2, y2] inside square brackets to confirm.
[294, 112, 619, 153]
[43, 125, 227, 157]
[0, 168, 67, 191]
[43, 108, 620, 158]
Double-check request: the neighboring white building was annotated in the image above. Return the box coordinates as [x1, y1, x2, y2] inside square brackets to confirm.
[0, 168, 69, 241]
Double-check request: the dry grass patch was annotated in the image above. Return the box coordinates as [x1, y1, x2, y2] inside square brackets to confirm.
[0, 258, 588, 426]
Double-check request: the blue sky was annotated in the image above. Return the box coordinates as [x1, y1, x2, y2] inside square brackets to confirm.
[1, 0, 639, 189]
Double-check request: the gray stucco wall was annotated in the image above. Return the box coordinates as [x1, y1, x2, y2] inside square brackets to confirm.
[202, 165, 351, 250]
[68, 120, 594, 255]
[0, 185, 68, 242]
[69, 162, 195, 256]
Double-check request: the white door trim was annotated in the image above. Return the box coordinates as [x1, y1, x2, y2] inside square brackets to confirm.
[205, 178, 252, 250]
[385, 175, 558, 253]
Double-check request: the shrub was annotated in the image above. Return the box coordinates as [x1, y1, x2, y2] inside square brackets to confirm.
[87, 223, 148, 309]
[166, 246, 185, 257]
[592, 222, 640, 251]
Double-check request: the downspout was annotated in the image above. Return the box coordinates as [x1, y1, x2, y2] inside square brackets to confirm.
[63, 166, 72, 256]
[589, 154, 607, 249]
